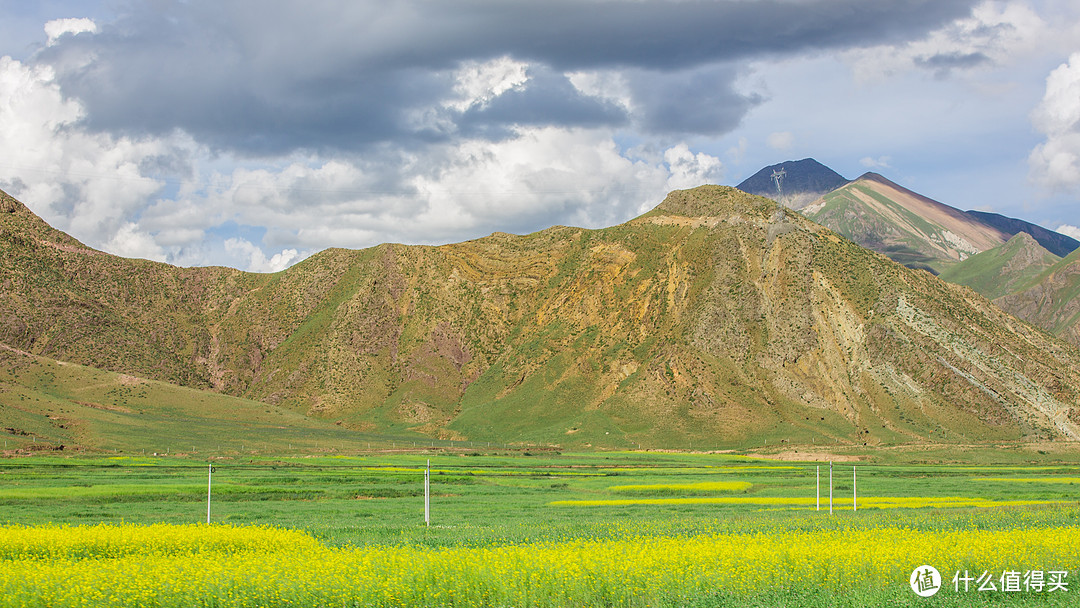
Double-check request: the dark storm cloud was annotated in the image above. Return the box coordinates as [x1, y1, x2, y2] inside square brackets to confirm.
[39, 0, 979, 154]
[627, 65, 765, 135]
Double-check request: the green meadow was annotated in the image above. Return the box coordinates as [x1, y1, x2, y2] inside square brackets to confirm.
[2, 449, 1080, 539]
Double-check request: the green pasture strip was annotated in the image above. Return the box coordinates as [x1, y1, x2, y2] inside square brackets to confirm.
[2, 451, 1080, 546]
[0, 482, 302, 500]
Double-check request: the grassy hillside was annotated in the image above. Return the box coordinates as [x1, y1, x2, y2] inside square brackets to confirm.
[939, 232, 1061, 300]
[939, 232, 1080, 349]
[995, 246, 1080, 348]
[3, 185, 1080, 450]
[0, 189, 267, 389]
[0, 344, 423, 454]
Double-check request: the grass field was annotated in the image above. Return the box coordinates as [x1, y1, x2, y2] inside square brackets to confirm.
[3, 449, 1080, 606]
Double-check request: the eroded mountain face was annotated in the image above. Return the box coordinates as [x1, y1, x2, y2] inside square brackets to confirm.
[3, 186, 1079, 447]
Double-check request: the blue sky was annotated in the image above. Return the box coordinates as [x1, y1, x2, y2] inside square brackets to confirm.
[1, 0, 1078, 271]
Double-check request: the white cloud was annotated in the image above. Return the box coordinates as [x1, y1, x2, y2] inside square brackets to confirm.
[224, 238, 303, 273]
[43, 18, 97, 46]
[409, 127, 675, 236]
[0, 55, 171, 248]
[663, 144, 723, 190]
[767, 131, 794, 151]
[1056, 224, 1080, 240]
[0, 62, 733, 267]
[134, 126, 725, 265]
[1029, 52, 1080, 191]
[103, 222, 166, 262]
[448, 56, 530, 112]
[566, 70, 634, 112]
[0, 67, 729, 270]
[860, 156, 892, 169]
[1032, 53, 1080, 135]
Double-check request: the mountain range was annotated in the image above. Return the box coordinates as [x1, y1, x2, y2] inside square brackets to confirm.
[742, 159, 1077, 263]
[3, 183, 1079, 450]
[742, 160, 1079, 350]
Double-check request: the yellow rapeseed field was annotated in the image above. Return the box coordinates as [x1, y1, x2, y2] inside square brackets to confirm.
[2, 522, 1079, 607]
[977, 477, 1080, 484]
[607, 481, 753, 493]
[550, 496, 1066, 508]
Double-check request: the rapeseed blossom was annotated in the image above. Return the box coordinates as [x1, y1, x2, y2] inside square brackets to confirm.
[2, 521, 1079, 607]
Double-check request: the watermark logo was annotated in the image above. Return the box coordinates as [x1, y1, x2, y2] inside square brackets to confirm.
[952, 570, 1070, 593]
[908, 567, 1071, 596]
[910, 565, 942, 597]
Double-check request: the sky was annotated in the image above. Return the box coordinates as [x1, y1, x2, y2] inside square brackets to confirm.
[1, 0, 1078, 272]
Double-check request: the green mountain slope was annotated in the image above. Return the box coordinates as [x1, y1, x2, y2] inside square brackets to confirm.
[0, 344, 384, 454]
[995, 247, 1080, 348]
[3, 186, 1080, 449]
[0, 189, 266, 389]
[939, 232, 1061, 300]
[802, 173, 1009, 273]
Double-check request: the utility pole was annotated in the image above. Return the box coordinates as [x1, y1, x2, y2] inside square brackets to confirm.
[424, 459, 430, 527]
[771, 167, 786, 198]
[206, 464, 215, 524]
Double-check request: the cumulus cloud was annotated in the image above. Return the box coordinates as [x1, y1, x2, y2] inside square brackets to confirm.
[1056, 224, 1080, 241]
[0, 52, 312, 272]
[664, 144, 724, 190]
[43, 18, 97, 46]
[224, 238, 303, 273]
[448, 56, 530, 113]
[403, 128, 723, 239]
[456, 65, 629, 137]
[567, 70, 634, 113]
[0, 0, 1004, 272]
[103, 222, 166, 262]
[127, 127, 726, 266]
[0, 55, 172, 248]
[0, 43, 730, 271]
[1029, 52, 1080, 191]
